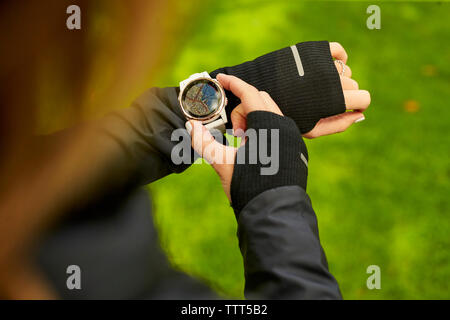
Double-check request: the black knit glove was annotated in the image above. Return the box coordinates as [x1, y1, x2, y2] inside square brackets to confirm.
[230, 111, 308, 217]
[211, 41, 345, 134]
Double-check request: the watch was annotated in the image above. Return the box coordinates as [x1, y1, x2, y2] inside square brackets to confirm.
[179, 71, 228, 133]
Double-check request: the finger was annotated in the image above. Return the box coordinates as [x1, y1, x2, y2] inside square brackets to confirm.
[230, 105, 247, 135]
[330, 42, 348, 64]
[187, 120, 236, 167]
[344, 90, 371, 111]
[188, 120, 215, 161]
[303, 112, 365, 139]
[258, 91, 283, 116]
[216, 73, 260, 102]
[340, 76, 359, 90]
[321, 112, 366, 134]
[334, 60, 352, 78]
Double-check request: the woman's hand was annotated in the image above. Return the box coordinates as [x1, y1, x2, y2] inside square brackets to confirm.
[186, 74, 283, 201]
[303, 42, 371, 139]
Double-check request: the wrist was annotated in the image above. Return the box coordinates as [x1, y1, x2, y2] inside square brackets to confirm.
[230, 111, 308, 217]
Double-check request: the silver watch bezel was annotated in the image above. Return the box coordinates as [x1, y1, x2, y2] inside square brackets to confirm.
[178, 77, 227, 123]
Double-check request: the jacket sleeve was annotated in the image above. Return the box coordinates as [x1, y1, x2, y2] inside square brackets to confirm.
[237, 185, 342, 300]
[94, 86, 191, 186]
[229, 112, 341, 300]
[38, 86, 190, 190]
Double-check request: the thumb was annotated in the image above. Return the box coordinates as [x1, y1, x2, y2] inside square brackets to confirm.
[186, 120, 235, 167]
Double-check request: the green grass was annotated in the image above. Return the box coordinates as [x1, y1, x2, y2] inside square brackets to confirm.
[150, 1, 450, 299]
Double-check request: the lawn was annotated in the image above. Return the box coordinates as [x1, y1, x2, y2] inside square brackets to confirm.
[149, 1, 450, 299]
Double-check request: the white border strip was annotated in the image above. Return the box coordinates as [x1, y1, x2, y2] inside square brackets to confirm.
[290, 45, 305, 77]
[300, 153, 308, 167]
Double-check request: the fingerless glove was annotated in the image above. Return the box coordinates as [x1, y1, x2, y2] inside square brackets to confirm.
[211, 41, 345, 133]
[230, 111, 308, 217]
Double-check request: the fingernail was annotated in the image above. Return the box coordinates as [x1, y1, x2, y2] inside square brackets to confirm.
[354, 115, 365, 123]
[233, 128, 244, 138]
[185, 121, 192, 135]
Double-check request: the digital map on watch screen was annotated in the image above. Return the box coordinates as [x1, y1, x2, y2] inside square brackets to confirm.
[181, 80, 221, 118]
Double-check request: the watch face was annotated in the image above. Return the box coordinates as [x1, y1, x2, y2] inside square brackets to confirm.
[181, 79, 223, 118]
